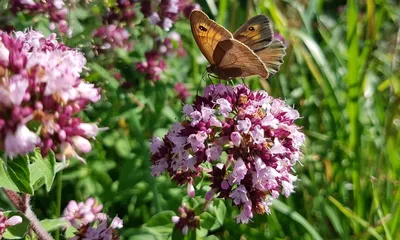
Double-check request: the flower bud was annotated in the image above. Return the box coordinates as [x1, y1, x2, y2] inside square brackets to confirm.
[72, 136, 92, 153]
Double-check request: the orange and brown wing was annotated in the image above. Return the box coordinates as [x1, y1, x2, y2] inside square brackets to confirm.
[213, 39, 269, 79]
[255, 39, 286, 75]
[233, 15, 273, 52]
[190, 10, 233, 64]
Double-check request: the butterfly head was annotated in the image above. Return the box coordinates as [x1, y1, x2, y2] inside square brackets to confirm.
[207, 64, 228, 79]
[206, 65, 214, 74]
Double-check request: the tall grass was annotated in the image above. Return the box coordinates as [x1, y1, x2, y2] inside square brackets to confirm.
[228, 0, 400, 239]
[201, 0, 400, 239]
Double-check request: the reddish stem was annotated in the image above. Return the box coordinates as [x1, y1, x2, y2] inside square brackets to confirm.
[3, 189, 53, 240]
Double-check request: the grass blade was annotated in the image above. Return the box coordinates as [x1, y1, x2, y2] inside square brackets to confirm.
[329, 197, 383, 240]
[272, 200, 323, 240]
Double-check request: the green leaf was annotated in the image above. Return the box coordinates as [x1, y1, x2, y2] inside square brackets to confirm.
[0, 156, 33, 194]
[88, 63, 119, 90]
[124, 228, 164, 240]
[115, 138, 132, 159]
[0, 160, 21, 192]
[116, 48, 133, 64]
[65, 223, 78, 239]
[128, 233, 160, 240]
[200, 212, 215, 229]
[212, 199, 226, 225]
[204, 236, 219, 240]
[143, 211, 175, 236]
[73, 7, 90, 20]
[199, 212, 220, 232]
[69, 10, 84, 35]
[35, 21, 52, 37]
[102, 132, 119, 147]
[144, 211, 175, 228]
[40, 218, 70, 232]
[29, 150, 56, 192]
[3, 211, 29, 239]
[162, 106, 178, 122]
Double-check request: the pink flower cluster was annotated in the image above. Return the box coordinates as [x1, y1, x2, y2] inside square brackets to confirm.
[10, 0, 71, 35]
[171, 204, 200, 235]
[63, 198, 103, 228]
[103, 0, 136, 26]
[0, 30, 101, 162]
[158, 32, 187, 57]
[174, 82, 190, 102]
[63, 198, 123, 240]
[0, 211, 23, 238]
[274, 33, 286, 46]
[136, 32, 186, 82]
[150, 84, 305, 223]
[179, 0, 201, 19]
[92, 25, 133, 51]
[140, 0, 200, 31]
[136, 51, 167, 82]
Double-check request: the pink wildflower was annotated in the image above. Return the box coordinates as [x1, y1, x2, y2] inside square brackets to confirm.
[150, 84, 305, 223]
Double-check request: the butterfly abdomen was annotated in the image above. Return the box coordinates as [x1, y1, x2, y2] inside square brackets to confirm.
[208, 64, 255, 80]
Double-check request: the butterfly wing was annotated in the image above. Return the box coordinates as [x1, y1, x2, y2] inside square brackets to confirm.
[190, 10, 233, 64]
[233, 15, 286, 76]
[212, 39, 269, 79]
[233, 15, 273, 52]
[256, 39, 286, 75]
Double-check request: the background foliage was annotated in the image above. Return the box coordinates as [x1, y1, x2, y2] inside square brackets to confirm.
[1, 0, 400, 239]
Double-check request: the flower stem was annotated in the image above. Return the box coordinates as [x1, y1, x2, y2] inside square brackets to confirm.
[3, 189, 53, 240]
[55, 169, 63, 240]
[25, 205, 54, 240]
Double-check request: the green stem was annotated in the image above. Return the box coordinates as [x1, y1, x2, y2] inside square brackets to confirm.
[142, 122, 161, 213]
[55, 170, 63, 240]
[217, 0, 228, 25]
[192, 37, 199, 88]
[346, 0, 362, 232]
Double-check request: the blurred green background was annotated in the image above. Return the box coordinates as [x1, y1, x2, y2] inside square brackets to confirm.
[1, 0, 400, 239]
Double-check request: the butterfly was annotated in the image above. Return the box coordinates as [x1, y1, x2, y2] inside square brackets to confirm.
[190, 10, 286, 80]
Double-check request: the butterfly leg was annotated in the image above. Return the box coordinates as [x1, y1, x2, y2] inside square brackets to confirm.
[197, 69, 209, 96]
[241, 78, 245, 84]
[207, 73, 221, 85]
[206, 73, 212, 84]
[207, 74, 222, 84]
